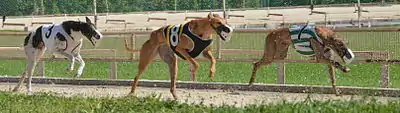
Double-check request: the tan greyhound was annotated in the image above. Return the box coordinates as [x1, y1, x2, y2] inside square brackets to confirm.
[124, 12, 233, 99]
[249, 24, 355, 95]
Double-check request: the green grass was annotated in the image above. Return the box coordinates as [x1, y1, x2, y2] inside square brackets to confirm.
[0, 92, 399, 113]
[0, 31, 400, 88]
[1, 60, 400, 88]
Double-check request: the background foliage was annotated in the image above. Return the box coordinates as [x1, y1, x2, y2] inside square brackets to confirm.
[0, 0, 390, 16]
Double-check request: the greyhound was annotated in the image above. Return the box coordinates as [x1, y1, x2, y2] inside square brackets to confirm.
[124, 12, 233, 99]
[12, 17, 103, 94]
[249, 24, 355, 95]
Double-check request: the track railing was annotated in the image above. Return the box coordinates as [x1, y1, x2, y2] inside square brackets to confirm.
[0, 47, 118, 80]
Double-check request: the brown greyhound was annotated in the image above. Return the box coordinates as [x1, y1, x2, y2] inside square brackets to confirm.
[249, 24, 355, 95]
[124, 12, 233, 99]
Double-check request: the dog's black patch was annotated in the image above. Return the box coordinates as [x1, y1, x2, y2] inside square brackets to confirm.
[32, 26, 44, 49]
[56, 33, 66, 41]
[61, 21, 82, 40]
[61, 20, 99, 44]
[23, 32, 32, 46]
[62, 21, 81, 35]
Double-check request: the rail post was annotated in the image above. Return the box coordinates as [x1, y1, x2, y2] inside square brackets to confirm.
[38, 61, 45, 77]
[277, 62, 285, 84]
[109, 49, 117, 80]
[380, 53, 390, 88]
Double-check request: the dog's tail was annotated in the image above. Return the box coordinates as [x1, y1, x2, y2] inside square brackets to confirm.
[124, 38, 140, 53]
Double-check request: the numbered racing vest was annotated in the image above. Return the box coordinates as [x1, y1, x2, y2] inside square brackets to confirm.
[163, 23, 213, 60]
[41, 24, 74, 53]
[289, 25, 323, 55]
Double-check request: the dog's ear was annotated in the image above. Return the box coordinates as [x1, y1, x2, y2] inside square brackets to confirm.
[208, 12, 214, 20]
[85, 17, 92, 24]
[2, 16, 5, 23]
[213, 13, 221, 18]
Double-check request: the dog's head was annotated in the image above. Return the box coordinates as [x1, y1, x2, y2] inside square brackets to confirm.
[321, 28, 355, 65]
[80, 17, 103, 46]
[208, 12, 233, 42]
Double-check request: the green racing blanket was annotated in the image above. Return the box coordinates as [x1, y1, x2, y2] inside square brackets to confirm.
[289, 25, 324, 55]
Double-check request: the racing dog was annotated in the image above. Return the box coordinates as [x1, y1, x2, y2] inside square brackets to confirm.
[124, 12, 233, 99]
[13, 17, 103, 93]
[249, 24, 355, 95]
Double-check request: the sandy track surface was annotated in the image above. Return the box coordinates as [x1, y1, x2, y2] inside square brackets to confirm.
[1, 83, 399, 107]
[2, 5, 400, 31]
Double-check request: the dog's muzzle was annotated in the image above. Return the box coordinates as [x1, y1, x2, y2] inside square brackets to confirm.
[89, 31, 103, 46]
[88, 35, 102, 46]
[342, 48, 355, 65]
[215, 24, 233, 41]
[94, 34, 102, 39]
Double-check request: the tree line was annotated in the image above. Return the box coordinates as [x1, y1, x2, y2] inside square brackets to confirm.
[0, 0, 387, 16]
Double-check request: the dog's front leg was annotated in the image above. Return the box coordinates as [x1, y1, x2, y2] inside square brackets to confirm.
[74, 54, 85, 78]
[322, 48, 350, 73]
[176, 47, 199, 81]
[58, 51, 75, 73]
[202, 48, 216, 81]
[311, 39, 342, 95]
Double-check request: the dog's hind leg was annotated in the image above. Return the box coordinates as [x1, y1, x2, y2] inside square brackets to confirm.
[12, 71, 26, 92]
[13, 44, 37, 92]
[249, 58, 273, 86]
[159, 44, 179, 99]
[202, 47, 216, 81]
[14, 32, 34, 92]
[130, 40, 160, 95]
[249, 29, 290, 86]
[14, 46, 44, 93]
[25, 48, 45, 94]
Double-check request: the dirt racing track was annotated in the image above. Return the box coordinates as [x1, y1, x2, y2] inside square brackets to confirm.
[3, 4, 400, 31]
[1, 76, 400, 107]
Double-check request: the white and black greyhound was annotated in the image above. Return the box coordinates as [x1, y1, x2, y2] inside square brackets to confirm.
[12, 17, 103, 93]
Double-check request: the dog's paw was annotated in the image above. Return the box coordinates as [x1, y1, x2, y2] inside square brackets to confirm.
[127, 92, 136, 97]
[72, 75, 81, 80]
[342, 67, 351, 73]
[27, 91, 34, 95]
[66, 68, 73, 73]
[11, 88, 20, 92]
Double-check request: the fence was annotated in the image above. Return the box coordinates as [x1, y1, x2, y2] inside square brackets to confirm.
[3, 2, 400, 32]
[0, 28, 399, 88]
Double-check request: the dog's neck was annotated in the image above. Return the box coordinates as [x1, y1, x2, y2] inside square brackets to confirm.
[315, 26, 336, 45]
[68, 30, 84, 41]
[188, 18, 215, 40]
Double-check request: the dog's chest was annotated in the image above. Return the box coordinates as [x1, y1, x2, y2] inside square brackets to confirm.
[163, 23, 213, 60]
[289, 25, 323, 56]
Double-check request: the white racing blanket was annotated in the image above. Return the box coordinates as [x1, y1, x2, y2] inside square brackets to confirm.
[41, 24, 76, 53]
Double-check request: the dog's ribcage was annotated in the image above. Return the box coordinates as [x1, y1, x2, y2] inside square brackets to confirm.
[41, 24, 82, 54]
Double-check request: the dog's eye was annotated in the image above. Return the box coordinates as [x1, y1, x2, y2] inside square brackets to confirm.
[216, 22, 222, 25]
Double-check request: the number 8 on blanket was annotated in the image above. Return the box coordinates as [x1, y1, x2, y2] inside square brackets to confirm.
[169, 25, 181, 47]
